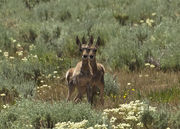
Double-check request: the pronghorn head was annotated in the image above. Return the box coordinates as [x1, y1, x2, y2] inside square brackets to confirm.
[88, 36, 101, 61]
[76, 36, 90, 61]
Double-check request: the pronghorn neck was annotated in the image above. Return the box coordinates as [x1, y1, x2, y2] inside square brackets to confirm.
[81, 60, 90, 72]
[90, 59, 97, 72]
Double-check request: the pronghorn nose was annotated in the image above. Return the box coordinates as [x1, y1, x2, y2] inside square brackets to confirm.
[82, 55, 88, 59]
[89, 55, 94, 59]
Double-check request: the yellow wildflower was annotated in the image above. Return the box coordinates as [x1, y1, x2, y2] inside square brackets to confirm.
[145, 63, 150, 66]
[150, 64, 155, 68]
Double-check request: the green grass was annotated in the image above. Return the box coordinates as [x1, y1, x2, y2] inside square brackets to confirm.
[0, 99, 104, 129]
[148, 86, 180, 103]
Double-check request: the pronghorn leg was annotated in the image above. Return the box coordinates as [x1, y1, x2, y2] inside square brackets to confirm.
[99, 85, 104, 105]
[66, 79, 76, 101]
[73, 86, 86, 103]
[67, 85, 75, 101]
[86, 84, 93, 105]
[99, 77, 105, 105]
[91, 86, 98, 106]
[73, 93, 82, 103]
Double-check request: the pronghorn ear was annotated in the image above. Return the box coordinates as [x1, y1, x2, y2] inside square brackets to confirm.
[95, 36, 101, 48]
[88, 35, 93, 46]
[76, 36, 81, 48]
[82, 36, 86, 44]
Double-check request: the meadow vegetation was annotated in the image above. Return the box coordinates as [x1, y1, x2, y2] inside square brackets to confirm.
[0, 0, 180, 128]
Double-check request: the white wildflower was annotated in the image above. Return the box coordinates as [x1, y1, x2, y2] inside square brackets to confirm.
[145, 74, 149, 77]
[55, 120, 88, 129]
[117, 123, 131, 128]
[2, 104, 9, 109]
[29, 44, 36, 51]
[41, 84, 48, 88]
[110, 117, 117, 123]
[126, 115, 138, 121]
[9, 56, 15, 59]
[33, 55, 38, 58]
[87, 127, 94, 129]
[94, 124, 108, 129]
[16, 43, 21, 47]
[3, 52, 8, 57]
[140, 20, 144, 23]
[139, 74, 143, 78]
[16, 51, 23, 56]
[146, 18, 154, 26]
[127, 83, 131, 86]
[12, 39, 16, 43]
[53, 71, 58, 74]
[0, 93, 6, 97]
[152, 13, 156, 16]
[22, 57, 28, 62]
[137, 122, 144, 127]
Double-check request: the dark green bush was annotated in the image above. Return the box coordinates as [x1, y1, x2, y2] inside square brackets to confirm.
[23, 0, 51, 9]
[141, 106, 180, 129]
[0, 99, 104, 129]
[171, 109, 180, 129]
[104, 73, 120, 96]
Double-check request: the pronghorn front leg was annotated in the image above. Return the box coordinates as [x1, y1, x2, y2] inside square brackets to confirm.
[99, 76, 105, 105]
[73, 86, 86, 103]
[86, 84, 93, 105]
[66, 84, 75, 101]
[66, 77, 77, 101]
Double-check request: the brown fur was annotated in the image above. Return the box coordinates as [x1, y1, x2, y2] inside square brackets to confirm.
[66, 36, 105, 105]
[88, 36, 105, 105]
[66, 36, 93, 103]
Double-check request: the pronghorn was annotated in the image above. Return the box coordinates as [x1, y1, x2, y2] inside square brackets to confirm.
[88, 36, 105, 105]
[66, 36, 93, 103]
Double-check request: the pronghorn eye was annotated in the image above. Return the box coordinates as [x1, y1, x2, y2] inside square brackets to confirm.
[79, 48, 82, 52]
[87, 48, 90, 52]
[93, 49, 97, 52]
